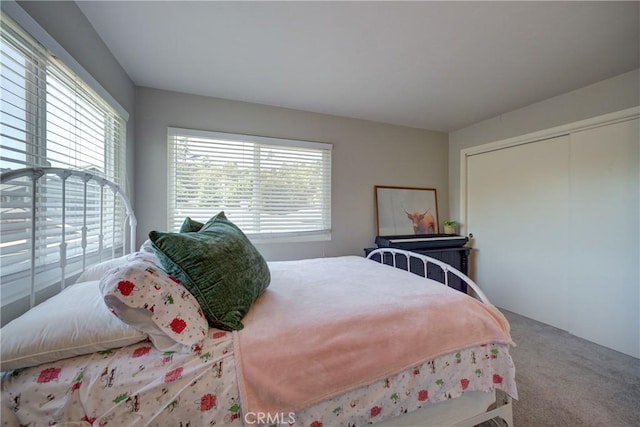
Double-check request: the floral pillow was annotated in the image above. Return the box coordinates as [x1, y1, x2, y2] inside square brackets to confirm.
[100, 258, 207, 352]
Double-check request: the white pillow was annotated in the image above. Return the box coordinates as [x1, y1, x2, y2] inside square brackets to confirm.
[139, 238, 155, 254]
[0, 281, 147, 371]
[100, 259, 207, 353]
[75, 251, 159, 284]
[75, 256, 129, 283]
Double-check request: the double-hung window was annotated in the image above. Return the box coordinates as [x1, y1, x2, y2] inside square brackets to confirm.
[0, 11, 128, 308]
[168, 128, 332, 242]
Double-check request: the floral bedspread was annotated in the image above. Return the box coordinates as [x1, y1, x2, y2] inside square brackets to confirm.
[2, 336, 515, 427]
[289, 342, 517, 427]
[1, 330, 241, 427]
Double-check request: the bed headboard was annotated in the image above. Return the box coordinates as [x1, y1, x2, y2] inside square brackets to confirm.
[0, 167, 137, 325]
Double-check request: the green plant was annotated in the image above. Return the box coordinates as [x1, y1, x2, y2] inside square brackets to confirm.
[444, 220, 457, 227]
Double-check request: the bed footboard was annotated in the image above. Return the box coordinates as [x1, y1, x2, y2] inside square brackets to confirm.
[367, 247, 513, 427]
[366, 247, 490, 304]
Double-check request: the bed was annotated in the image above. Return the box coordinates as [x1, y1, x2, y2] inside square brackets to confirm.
[0, 167, 517, 427]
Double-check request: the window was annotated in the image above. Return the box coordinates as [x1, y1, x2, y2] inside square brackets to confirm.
[168, 128, 332, 241]
[0, 13, 125, 178]
[0, 11, 127, 306]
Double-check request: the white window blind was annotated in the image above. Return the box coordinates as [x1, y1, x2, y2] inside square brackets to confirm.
[0, 12, 127, 307]
[1, 13, 125, 178]
[168, 128, 332, 241]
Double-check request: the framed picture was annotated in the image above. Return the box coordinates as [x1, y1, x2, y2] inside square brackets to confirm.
[375, 185, 439, 235]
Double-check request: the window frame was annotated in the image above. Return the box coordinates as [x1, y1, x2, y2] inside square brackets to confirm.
[0, 4, 129, 309]
[1, 1, 129, 121]
[167, 127, 332, 243]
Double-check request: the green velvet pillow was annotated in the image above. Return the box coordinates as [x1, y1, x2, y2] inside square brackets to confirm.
[149, 212, 270, 331]
[179, 217, 205, 233]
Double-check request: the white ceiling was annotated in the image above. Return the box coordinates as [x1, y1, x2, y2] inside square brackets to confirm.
[76, 1, 639, 132]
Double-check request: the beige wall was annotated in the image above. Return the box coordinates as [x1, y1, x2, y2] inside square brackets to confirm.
[13, 1, 448, 262]
[135, 88, 449, 260]
[449, 69, 640, 222]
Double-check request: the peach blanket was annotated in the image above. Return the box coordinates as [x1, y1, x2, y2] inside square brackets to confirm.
[233, 256, 514, 417]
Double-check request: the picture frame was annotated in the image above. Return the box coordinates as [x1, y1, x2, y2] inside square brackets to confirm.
[375, 185, 439, 235]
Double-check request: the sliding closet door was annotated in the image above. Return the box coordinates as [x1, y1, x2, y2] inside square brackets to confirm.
[465, 117, 639, 358]
[568, 118, 639, 357]
[466, 135, 570, 330]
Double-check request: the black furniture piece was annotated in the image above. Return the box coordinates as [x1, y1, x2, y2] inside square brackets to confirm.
[365, 235, 471, 294]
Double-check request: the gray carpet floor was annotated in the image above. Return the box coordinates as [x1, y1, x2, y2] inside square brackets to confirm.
[499, 309, 639, 426]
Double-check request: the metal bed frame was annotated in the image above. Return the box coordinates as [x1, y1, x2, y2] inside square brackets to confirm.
[367, 248, 514, 427]
[0, 167, 136, 309]
[0, 167, 513, 426]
